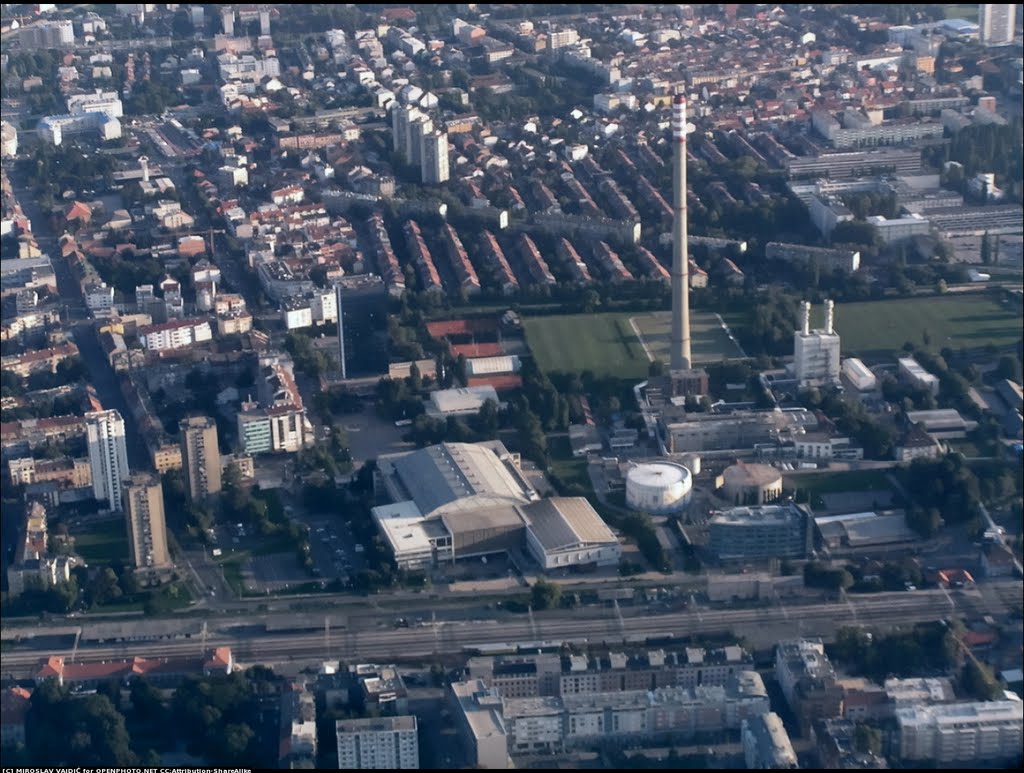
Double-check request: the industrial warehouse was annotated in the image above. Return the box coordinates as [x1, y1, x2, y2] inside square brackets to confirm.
[372, 442, 621, 571]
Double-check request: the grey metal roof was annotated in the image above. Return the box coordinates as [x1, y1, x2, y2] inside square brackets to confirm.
[520, 497, 617, 551]
[392, 442, 532, 518]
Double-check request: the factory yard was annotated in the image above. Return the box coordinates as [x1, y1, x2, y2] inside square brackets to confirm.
[524, 311, 744, 378]
[810, 294, 1021, 363]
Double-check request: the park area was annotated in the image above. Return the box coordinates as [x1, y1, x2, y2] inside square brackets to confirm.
[71, 518, 129, 564]
[523, 310, 745, 378]
[815, 294, 1022, 363]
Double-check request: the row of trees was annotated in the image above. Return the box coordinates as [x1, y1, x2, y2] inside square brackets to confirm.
[21, 666, 281, 767]
[829, 622, 961, 681]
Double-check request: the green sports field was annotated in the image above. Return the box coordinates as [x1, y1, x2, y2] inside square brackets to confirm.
[523, 310, 745, 378]
[812, 294, 1022, 363]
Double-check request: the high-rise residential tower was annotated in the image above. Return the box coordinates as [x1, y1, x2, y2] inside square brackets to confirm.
[421, 130, 450, 184]
[86, 409, 130, 511]
[180, 415, 222, 500]
[335, 716, 419, 769]
[122, 471, 173, 577]
[980, 4, 1016, 45]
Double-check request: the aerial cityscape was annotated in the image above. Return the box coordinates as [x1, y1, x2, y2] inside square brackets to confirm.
[0, 2, 1022, 770]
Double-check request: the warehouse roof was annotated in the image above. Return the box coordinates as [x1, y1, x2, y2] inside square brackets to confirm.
[520, 497, 618, 552]
[389, 441, 535, 518]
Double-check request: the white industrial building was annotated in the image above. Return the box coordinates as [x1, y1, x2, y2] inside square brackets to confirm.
[895, 701, 1023, 763]
[905, 409, 977, 439]
[898, 357, 940, 396]
[466, 355, 521, 377]
[426, 386, 501, 417]
[373, 442, 620, 571]
[521, 498, 621, 570]
[842, 358, 876, 391]
[794, 300, 841, 387]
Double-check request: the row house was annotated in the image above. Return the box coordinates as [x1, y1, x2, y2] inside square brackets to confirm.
[138, 318, 213, 352]
[556, 238, 593, 284]
[517, 233, 556, 286]
[442, 223, 481, 296]
[478, 231, 518, 295]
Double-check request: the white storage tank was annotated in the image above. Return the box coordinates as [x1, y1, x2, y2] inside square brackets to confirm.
[626, 461, 692, 515]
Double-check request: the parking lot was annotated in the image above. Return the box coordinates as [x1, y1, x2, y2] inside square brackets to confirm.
[248, 552, 310, 590]
[304, 515, 367, 585]
[334, 405, 415, 464]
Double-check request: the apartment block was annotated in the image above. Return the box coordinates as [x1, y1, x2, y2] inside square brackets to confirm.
[335, 715, 419, 769]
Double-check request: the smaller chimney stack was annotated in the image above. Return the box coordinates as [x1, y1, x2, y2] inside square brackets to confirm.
[825, 299, 834, 334]
[139, 155, 149, 183]
[801, 301, 811, 336]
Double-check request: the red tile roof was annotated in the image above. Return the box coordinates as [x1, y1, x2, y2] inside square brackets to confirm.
[467, 374, 522, 391]
[451, 342, 503, 358]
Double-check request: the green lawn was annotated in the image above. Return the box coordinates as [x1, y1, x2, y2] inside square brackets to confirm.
[221, 557, 247, 597]
[523, 312, 651, 378]
[632, 310, 748, 365]
[944, 4, 978, 22]
[72, 519, 129, 564]
[809, 295, 1022, 363]
[785, 469, 894, 496]
[524, 310, 746, 378]
[547, 437, 594, 494]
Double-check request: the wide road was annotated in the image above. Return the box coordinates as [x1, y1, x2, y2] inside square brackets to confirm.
[12, 182, 148, 463]
[1, 585, 1002, 679]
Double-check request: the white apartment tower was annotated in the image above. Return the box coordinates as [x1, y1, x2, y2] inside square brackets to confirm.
[122, 471, 173, 577]
[335, 716, 419, 769]
[180, 415, 222, 500]
[408, 114, 433, 168]
[980, 4, 1016, 45]
[421, 130, 450, 184]
[86, 409, 130, 511]
[391, 104, 422, 159]
[794, 300, 841, 387]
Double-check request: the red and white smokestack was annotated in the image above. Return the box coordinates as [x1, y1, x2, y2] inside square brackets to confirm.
[672, 94, 688, 143]
[670, 93, 692, 371]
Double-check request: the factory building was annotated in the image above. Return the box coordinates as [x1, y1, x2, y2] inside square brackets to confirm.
[372, 442, 620, 571]
[709, 503, 813, 562]
[794, 300, 841, 387]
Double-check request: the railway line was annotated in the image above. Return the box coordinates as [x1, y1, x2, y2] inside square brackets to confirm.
[0, 588, 975, 678]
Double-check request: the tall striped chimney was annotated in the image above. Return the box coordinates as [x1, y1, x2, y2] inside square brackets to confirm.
[670, 94, 692, 371]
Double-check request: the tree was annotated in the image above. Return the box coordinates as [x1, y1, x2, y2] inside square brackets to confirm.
[530, 578, 561, 610]
[996, 355, 1022, 383]
[961, 659, 1002, 701]
[220, 722, 255, 761]
[473, 398, 500, 439]
[854, 724, 882, 755]
[87, 567, 124, 607]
